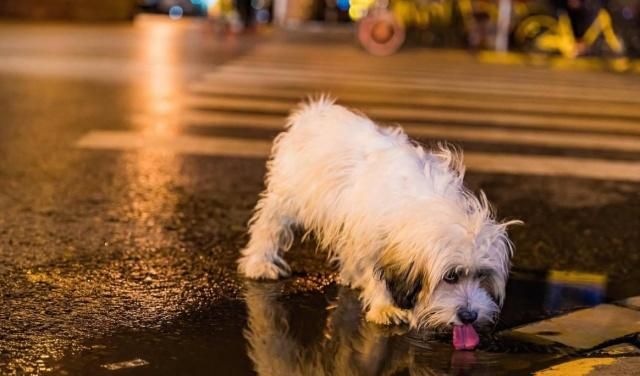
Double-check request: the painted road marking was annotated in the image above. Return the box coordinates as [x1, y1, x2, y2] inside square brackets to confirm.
[243, 42, 640, 73]
[234, 52, 640, 84]
[533, 358, 617, 376]
[510, 304, 640, 349]
[183, 95, 640, 135]
[238, 43, 639, 73]
[403, 124, 640, 153]
[216, 61, 640, 94]
[172, 111, 640, 153]
[76, 131, 640, 182]
[189, 83, 640, 120]
[205, 65, 640, 104]
[76, 131, 272, 158]
[462, 153, 640, 181]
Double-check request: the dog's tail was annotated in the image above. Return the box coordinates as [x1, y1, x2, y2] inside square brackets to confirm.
[286, 94, 337, 129]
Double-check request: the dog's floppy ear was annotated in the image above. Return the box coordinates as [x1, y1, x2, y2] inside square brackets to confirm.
[376, 262, 423, 310]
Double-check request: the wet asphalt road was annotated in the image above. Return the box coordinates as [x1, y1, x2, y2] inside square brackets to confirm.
[0, 15, 639, 375]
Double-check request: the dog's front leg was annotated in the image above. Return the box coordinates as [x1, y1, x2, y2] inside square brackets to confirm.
[238, 192, 294, 280]
[362, 271, 410, 326]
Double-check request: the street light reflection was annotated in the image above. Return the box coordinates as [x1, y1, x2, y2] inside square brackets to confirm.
[140, 18, 180, 136]
[121, 17, 183, 223]
[111, 18, 185, 319]
[123, 18, 183, 233]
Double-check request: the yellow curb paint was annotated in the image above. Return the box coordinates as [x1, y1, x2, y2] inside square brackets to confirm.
[478, 51, 639, 74]
[534, 358, 617, 376]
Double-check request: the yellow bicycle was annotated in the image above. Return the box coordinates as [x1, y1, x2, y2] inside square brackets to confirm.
[357, 0, 543, 55]
[515, 8, 625, 57]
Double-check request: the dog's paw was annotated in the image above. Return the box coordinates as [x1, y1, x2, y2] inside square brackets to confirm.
[238, 253, 291, 280]
[365, 305, 410, 325]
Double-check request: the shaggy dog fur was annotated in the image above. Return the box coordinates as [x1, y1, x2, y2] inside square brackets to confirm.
[238, 97, 520, 330]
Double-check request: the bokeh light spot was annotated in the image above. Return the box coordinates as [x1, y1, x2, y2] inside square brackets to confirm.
[169, 5, 184, 20]
[256, 9, 270, 23]
[337, 0, 350, 11]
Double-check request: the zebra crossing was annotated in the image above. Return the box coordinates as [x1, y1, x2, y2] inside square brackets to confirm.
[76, 42, 640, 182]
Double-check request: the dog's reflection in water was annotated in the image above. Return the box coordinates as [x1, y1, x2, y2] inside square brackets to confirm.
[243, 282, 477, 376]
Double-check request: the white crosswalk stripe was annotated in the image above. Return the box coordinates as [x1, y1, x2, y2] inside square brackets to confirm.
[77, 130, 272, 158]
[204, 66, 640, 104]
[77, 130, 640, 182]
[188, 83, 640, 119]
[182, 96, 640, 135]
[76, 41, 640, 182]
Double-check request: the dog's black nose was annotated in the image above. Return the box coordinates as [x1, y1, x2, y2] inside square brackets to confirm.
[457, 309, 478, 324]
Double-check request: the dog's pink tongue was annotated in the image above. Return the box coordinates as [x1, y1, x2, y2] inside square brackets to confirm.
[453, 324, 479, 350]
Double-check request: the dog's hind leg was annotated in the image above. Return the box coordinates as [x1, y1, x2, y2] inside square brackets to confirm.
[238, 191, 296, 280]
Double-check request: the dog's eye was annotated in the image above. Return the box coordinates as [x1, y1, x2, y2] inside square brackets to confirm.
[443, 270, 458, 284]
[475, 270, 489, 280]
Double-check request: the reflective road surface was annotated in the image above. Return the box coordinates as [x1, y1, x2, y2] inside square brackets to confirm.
[0, 15, 639, 375]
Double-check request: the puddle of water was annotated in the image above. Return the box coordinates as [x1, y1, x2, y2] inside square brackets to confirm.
[498, 268, 609, 331]
[49, 268, 634, 375]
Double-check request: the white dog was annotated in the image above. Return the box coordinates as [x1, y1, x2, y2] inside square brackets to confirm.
[238, 97, 520, 350]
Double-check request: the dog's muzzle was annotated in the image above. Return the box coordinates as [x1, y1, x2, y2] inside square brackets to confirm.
[456, 309, 478, 324]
